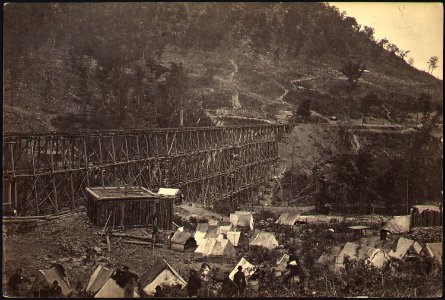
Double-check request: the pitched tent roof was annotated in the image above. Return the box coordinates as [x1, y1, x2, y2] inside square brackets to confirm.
[388, 237, 422, 261]
[37, 266, 73, 296]
[230, 211, 254, 230]
[383, 215, 411, 234]
[275, 254, 290, 272]
[275, 212, 299, 226]
[94, 270, 140, 298]
[194, 231, 207, 246]
[194, 237, 236, 259]
[229, 257, 256, 281]
[216, 224, 233, 235]
[157, 188, 180, 197]
[171, 230, 194, 245]
[226, 231, 241, 247]
[85, 265, 114, 295]
[421, 242, 443, 265]
[369, 249, 390, 269]
[335, 243, 389, 270]
[249, 231, 279, 250]
[335, 242, 359, 270]
[139, 257, 187, 296]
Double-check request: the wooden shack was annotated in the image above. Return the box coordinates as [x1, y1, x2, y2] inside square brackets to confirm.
[86, 186, 173, 229]
[410, 205, 442, 228]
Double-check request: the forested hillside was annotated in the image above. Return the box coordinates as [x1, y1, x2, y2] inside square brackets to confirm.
[3, 2, 442, 132]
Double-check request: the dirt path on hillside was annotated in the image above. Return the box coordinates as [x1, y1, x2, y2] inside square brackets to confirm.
[272, 80, 292, 108]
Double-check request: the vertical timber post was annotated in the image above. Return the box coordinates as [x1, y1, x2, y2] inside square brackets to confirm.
[50, 137, 59, 213]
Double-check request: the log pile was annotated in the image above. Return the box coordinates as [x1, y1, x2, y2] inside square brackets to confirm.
[409, 226, 442, 243]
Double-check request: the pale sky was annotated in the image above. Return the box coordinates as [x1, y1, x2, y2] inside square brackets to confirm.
[330, 2, 443, 79]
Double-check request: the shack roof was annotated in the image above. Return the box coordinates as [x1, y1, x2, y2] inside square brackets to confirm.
[275, 212, 299, 226]
[158, 188, 180, 197]
[86, 186, 159, 201]
[411, 205, 441, 214]
[171, 231, 194, 245]
[348, 226, 371, 231]
[383, 215, 411, 234]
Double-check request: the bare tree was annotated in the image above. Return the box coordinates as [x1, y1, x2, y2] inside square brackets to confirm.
[408, 57, 415, 66]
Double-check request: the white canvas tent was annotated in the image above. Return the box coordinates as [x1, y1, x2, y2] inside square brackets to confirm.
[275, 212, 299, 226]
[230, 211, 254, 231]
[383, 215, 411, 234]
[194, 237, 236, 261]
[274, 254, 290, 276]
[93, 268, 140, 298]
[139, 257, 187, 296]
[216, 224, 233, 235]
[335, 242, 358, 270]
[388, 237, 422, 261]
[35, 266, 73, 296]
[226, 231, 241, 247]
[194, 231, 207, 246]
[229, 257, 256, 281]
[85, 265, 114, 296]
[335, 243, 389, 270]
[368, 249, 390, 268]
[421, 242, 442, 266]
[249, 231, 279, 250]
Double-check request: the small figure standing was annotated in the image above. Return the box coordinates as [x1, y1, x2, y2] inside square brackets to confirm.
[7, 268, 25, 296]
[186, 269, 202, 297]
[154, 285, 164, 297]
[233, 266, 246, 296]
[50, 280, 62, 298]
[221, 272, 238, 298]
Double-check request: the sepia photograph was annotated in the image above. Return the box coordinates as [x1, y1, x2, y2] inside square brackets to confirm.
[2, 2, 443, 298]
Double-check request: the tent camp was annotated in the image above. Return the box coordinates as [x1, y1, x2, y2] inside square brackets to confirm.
[275, 212, 299, 227]
[139, 257, 187, 296]
[170, 230, 197, 252]
[226, 231, 241, 247]
[383, 215, 411, 234]
[388, 237, 422, 261]
[229, 257, 256, 281]
[194, 237, 236, 262]
[420, 242, 442, 266]
[249, 231, 279, 250]
[230, 211, 254, 231]
[194, 231, 207, 246]
[85, 265, 114, 296]
[33, 266, 73, 297]
[410, 205, 442, 228]
[93, 268, 140, 298]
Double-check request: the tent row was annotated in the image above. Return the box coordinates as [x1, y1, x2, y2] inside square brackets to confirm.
[275, 204, 442, 232]
[86, 257, 187, 298]
[333, 237, 442, 272]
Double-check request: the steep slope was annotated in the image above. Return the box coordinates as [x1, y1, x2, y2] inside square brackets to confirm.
[3, 3, 442, 133]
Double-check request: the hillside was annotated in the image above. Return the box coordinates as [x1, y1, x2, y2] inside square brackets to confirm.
[3, 2, 443, 133]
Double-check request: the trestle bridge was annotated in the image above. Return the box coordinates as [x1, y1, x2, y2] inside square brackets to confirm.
[3, 125, 291, 215]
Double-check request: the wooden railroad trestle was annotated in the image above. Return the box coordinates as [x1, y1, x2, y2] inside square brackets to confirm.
[2, 125, 290, 215]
